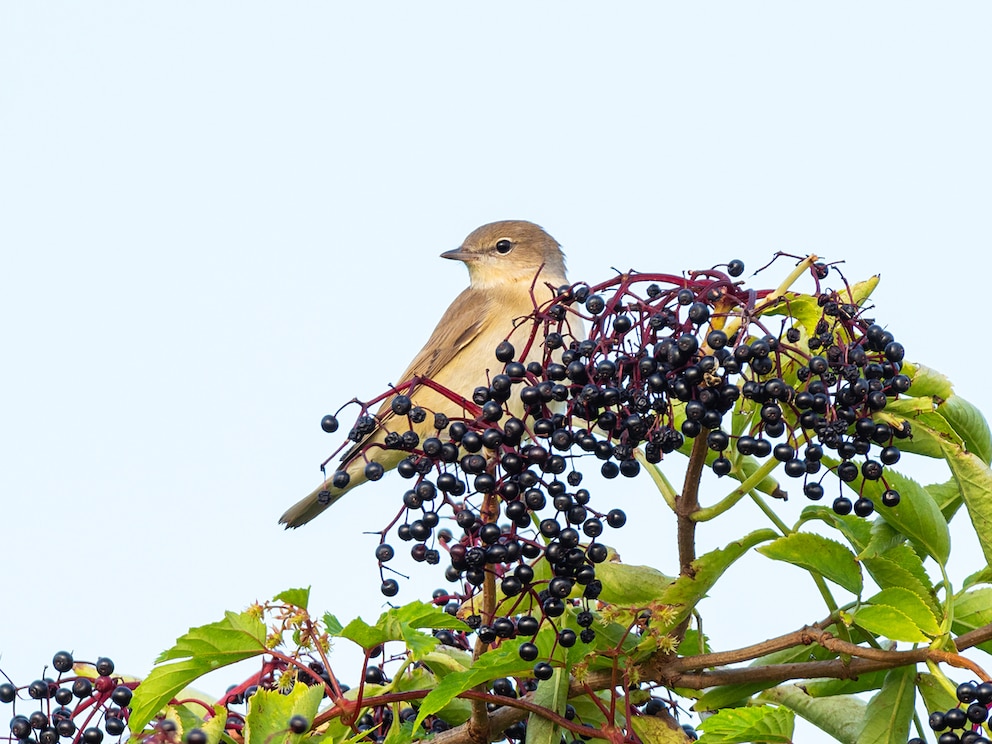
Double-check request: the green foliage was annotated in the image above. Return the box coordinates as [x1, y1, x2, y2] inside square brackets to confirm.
[114, 263, 992, 744]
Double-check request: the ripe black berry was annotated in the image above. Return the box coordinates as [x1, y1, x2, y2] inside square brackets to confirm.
[518, 642, 539, 662]
[320, 414, 339, 433]
[0, 682, 16, 703]
[832, 497, 853, 515]
[533, 662, 554, 680]
[52, 651, 74, 674]
[110, 685, 132, 706]
[380, 579, 399, 597]
[607, 509, 627, 528]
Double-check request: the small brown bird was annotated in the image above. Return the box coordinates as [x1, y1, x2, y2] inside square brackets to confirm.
[280, 220, 570, 528]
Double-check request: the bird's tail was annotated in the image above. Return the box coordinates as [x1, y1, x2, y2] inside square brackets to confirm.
[279, 478, 349, 528]
[280, 447, 407, 528]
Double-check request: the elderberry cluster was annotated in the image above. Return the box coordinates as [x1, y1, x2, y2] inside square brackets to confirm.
[1, 653, 133, 744]
[317, 258, 914, 672]
[910, 680, 992, 744]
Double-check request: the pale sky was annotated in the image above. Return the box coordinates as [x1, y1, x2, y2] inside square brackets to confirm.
[2, 5, 990, 742]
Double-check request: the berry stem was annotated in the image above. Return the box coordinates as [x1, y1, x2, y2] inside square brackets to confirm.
[677, 433, 709, 574]
[634, 447, 678, 512]
[692, 457, 780, 522]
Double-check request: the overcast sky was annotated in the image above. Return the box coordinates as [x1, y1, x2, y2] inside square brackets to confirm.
[2, 5, 990, 742]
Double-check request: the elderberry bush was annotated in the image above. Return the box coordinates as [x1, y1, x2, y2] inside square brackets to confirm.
[317, 256, 914, 621]
[1, 652, 135, 744]
[912, 681, 992, 744]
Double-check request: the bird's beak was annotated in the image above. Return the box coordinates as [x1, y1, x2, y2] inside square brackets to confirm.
[441, 248, 476, 262]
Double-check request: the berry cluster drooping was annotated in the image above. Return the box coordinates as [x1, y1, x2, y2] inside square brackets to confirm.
[1, 653, 137, 744]
[311, 256, 915, 684]
[912, 681, 992, 744]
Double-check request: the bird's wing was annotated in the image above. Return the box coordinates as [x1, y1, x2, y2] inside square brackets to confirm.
[337, 287, 493, 467]
[395, 286, 492, 383]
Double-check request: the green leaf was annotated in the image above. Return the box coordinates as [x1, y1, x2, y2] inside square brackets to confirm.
[952, 588, 992, 654]
[526, 668, 570, 744]
[273, 587, 310, 610]
[757, 686, 865, 744]
[412, 639, 537, 733]
[595, 561, 675, 606]
[940, 440, 992, 567]
[856, 665, 916, 744]
[927, 478, 965, 523]
[757, 532, 862, 595]
[338, 601, 468, 660]
[859, 468, 950, 565]
[866, 588, 940, 636]
[799, 507, 873, 553]
[862, 547, 939, 615]
[901, 362, 953, 400]
[916, 673, 959, 719]
[630, 715, 691, 743]
[596, 561, 675, 607]
[657, 530, 779, 632]
[696, 705, 794, 743]
[878, 410, 954, 460]
[322, 612, 344, 636]
[802, 671, 890, 699]
[243, 683, 324, 744]
[761, 293, 822, 336]
[937, 394, 992, 465]
[129, 611, 268, 732]
[852, 605, 929, 643]
[963, 566, 992, 589]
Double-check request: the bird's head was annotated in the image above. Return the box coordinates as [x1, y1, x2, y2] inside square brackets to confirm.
[441, 220, 568, 289]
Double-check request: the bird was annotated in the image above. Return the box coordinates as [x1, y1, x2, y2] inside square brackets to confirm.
[280, 220, 571, 528]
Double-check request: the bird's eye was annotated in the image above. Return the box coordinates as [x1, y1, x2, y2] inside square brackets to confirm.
[495, 239, 513, 254]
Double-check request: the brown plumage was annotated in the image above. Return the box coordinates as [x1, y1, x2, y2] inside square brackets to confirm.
[280, 220, 570, 528]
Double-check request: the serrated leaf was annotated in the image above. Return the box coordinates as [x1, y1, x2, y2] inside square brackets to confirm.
[857, 665, 915, 744]
[937, 395, 992, 465]
[858, 521, 905, 561]
[657, 530, 779, 632]
[412, 638, 537, 733]
[939, 440, 992, 567]
[858, 468, 950, 565]
[757, 685, 865, 744]
[848, 275, 881, 307]
[916, 673, 959, 718]
[952, 588, 992, 654]
[338, 601, 468, 660]
[902, 362, 953, 401]
[696, 705, 794, 743]
[852, 605, 928, 643]
[420, 645, 474, 676]
[866, 588, 940, 636]
[963, 566, 992, 589]
[927, 478, 965, 523]
[761, 293, 822, 336]
[800, 507, 873, 553]
[322, 612, 344, 636]
[243, 683, 324, 744]
[758, 532, 862, 595]
[526, 668, 569, 744]
[595, 560, 675, 606]
[876, 409, 955, 460]
[273, 587, 310, 610]
[631, 715, 690, 743]
[862, 553, 938, 616]
[130, 611, 268, 733]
